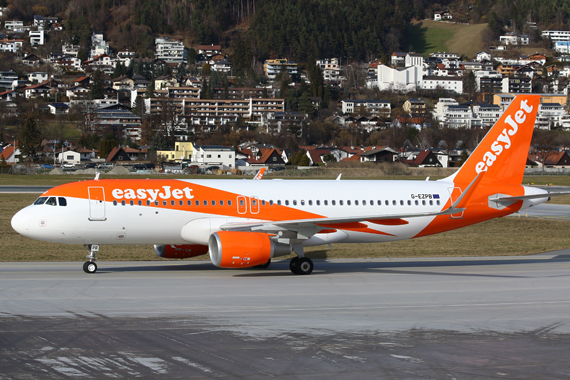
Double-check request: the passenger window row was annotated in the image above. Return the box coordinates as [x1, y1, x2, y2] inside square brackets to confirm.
[110, 198, 441, 207]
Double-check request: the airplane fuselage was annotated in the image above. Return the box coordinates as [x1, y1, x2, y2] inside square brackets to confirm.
[12, 178, 546, 247]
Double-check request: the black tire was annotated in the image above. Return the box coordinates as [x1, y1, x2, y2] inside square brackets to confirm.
[295, 257, 313, 275]
[83, 261, 97, 274]
[257, 259, 271, 269]
[289, 257, 299, 274]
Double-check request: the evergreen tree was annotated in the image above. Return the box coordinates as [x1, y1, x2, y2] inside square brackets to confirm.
[146, 80, 155, 98]
[298, 92, 316, 117]
[149, 131, 170, 151]
[99, 136, 117, 159]
[90, 70, 105, 99]
[463, 71, 478, 101]
[187, 48, 197, 64]
[18, 117, 43, 163]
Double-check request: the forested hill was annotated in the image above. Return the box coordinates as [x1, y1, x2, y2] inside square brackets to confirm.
[7, 0, 570, 63]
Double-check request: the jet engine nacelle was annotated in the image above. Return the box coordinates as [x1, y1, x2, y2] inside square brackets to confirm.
[154, 244, 209, 259]
[208, 231, 291, 268]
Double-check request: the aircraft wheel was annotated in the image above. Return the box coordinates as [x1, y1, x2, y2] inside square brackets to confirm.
[83, 261, 97, 274]
[256, 259, 271, 269]
[295, 257, 314, 275]
[289, 257, 299, 274]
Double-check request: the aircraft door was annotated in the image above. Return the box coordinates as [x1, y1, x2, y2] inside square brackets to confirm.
[237, 196, 247, 214]
[448, 187, 464, 219]
[250, 197, 260, 214]
[88, 187, 106, 221]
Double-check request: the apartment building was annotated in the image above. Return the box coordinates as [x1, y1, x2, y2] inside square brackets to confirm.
[316, 58, 342, 81]
[263, 59, 298, 79]
[155, 37, 186, 64]
[145, 97, 285, 127]
[90, 32, 110, 60]
[29, 30, 44, 46]
[87, 104, 142, 142]
[542, 30, 570, 42]
[341, 99, 391, 116]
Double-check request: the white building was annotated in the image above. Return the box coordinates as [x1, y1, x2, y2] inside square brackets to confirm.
[4, 21, 23, 31]
[27, 72, 48, 83]
[29, 30, 44, 46]
[316, 58, 342, 81]
[421, 76, 463, 93]
[554, 41, 570, 54]
[263, 59, 298, 80]
[341, 99, 391, 115]
[191, 145, 235, 168]
[405, 53, 424, 67]
[0, 39, 23, 53]
[433, 100, 502, 128]
[433, 11, 452, 21]
[472, 103, 502, 127]
[90, 32, 110, 59]
[499, 33, 530, 46]
[62, 44, 81, 57]
[375, 64, 423, 92]
[535, 103, 570, 130]
[433, 98, 459, 122]
[57, 150, 81, 165]
[155, 37, 186, 64]
[542, 30, 570, 42]
[475, 51, 492, 62]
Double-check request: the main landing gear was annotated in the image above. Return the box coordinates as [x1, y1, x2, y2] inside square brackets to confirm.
[289, 257, 314, 275]
[83, 244, 99, 274]
[288, 244, 313, 275]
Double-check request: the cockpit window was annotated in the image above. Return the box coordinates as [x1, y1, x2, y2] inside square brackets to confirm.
[45, 197, 57, 206]
[34, 197, 47, 205]
[58, 197, 67, 206]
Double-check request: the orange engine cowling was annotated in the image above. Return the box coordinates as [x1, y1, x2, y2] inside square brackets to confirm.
[208, 231, 291, 268]
[154, 244, 209, 259]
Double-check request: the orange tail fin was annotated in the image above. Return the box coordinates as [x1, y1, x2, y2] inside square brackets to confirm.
[449, 95, 540, 186]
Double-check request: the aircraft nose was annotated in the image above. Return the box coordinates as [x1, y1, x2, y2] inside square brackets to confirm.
[11, 209, 31, 236]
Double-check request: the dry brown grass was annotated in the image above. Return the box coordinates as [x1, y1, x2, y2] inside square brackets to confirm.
[3, 194, 569, 262]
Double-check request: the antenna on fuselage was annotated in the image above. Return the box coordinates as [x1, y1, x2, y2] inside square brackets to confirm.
[95, 172, 100, 180]
[336, 173, 342, 180]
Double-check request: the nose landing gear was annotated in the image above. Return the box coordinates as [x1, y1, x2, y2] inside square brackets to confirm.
[83, 244, 99, 274]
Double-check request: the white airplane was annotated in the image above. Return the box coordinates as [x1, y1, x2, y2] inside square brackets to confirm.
[11, 95, 566, 274]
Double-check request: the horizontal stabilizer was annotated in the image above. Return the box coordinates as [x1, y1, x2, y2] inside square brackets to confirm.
[491, 191, 570, 203]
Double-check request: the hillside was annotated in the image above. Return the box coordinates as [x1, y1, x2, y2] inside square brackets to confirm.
[406, 20, 489, 58]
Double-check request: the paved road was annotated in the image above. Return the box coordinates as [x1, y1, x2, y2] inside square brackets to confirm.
[1, 254, 570, 379]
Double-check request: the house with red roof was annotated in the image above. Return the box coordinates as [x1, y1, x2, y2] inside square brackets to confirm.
[24, 83, 52, 99]
[248, 148, 285, 166]
[401, 150, 442, 167]
[0, 145, 19, 163]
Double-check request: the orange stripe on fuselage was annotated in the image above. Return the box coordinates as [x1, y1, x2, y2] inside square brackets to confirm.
[43, 179, 324, 222]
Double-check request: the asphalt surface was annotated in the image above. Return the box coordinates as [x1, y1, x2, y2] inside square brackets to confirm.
[1, 253, 570, 379]
[0, 185, 53, 193]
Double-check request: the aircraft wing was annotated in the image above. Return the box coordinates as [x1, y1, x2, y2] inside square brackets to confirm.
[219, 206, 465, 239]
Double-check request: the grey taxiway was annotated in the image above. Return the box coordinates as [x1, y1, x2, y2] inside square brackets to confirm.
[1, 253, 570, 379]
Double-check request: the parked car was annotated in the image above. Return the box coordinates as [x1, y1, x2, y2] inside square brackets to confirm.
[85, 163, 97, 169]
[62, 163, 75, 169]
[97, 163, 114, 169]
[41, 164, 54, 169]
